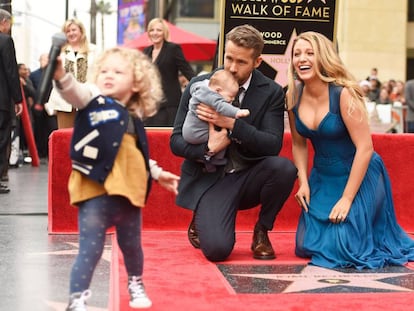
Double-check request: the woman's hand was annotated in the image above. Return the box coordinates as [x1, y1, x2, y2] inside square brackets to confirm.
[294, 184, 310, 212]
[329, 196, 352, 224]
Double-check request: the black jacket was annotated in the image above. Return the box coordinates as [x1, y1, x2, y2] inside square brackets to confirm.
[170, 69, 285, 210]
[0, 33, 22, 111]
[71, 95, 152, 199]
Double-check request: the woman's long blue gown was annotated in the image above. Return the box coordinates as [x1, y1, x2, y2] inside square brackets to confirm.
[293, 83, 414, 269]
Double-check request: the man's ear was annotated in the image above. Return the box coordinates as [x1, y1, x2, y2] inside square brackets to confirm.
[254, 56, 263, 69]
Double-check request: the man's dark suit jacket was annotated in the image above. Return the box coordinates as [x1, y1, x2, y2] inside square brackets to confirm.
[170, 69, 285, 211]
[143, 41, 195, 124]
[0, 33, 22, 111]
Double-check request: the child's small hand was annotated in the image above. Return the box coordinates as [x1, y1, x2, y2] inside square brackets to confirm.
[157, 171, 180, 195]
[53, 56, 66, 81]
[236, 109, 250, 119]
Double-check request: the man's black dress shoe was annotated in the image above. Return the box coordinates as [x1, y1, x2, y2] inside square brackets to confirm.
[251, 222, 275, 260]
[188, 215, 200, 249]
[0, 183, 10, 194]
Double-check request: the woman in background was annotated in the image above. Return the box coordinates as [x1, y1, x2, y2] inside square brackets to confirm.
[47, 18, 98, 128]
[143, 18, 195, 127]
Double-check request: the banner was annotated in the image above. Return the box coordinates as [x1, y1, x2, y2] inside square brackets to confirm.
[219, 0, 338, 87]
[117, 0, 148, 45]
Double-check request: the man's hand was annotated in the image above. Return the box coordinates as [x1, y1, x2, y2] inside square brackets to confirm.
[15, 103, 23, 116]
[206, 122, 230, 154]
[196, 103, 236, 130]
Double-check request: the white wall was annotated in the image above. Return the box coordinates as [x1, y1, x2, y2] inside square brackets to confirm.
[337, 0, 407, 82]
[12, 0, 118, 70]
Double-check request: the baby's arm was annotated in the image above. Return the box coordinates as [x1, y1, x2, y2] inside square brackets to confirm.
[195, 86, 242, 118]
[235, 109, 250, 118]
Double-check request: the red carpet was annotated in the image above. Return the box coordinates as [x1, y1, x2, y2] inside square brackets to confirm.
[109, 231, 414, 311]
[48, 129, 414, 309]
[48, 130, 414, 233]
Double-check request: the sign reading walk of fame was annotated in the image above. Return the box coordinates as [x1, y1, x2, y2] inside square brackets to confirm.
[218, 0, 338, 87]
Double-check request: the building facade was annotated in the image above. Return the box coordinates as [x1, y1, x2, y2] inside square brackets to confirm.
[10, 0, 414, 82]
[172, 0, 414, 82]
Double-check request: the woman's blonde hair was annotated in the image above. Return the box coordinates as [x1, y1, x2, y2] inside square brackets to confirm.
[91, 47, 163, 118]
[286, 31, 366, 117]
[146, 18, 170, 41]
[61, 19, 90, 54]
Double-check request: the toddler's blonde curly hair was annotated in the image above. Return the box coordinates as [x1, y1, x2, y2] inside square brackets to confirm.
[91, 47, 163, 119]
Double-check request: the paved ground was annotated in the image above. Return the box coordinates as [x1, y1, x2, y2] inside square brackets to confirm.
[4, 157, 414, 311]
[0, 162, 110, 311]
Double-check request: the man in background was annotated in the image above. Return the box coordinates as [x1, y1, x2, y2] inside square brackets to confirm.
[29, 53, 57, 159]
[0, 9, 23, 193]
[405, 79, 414, 133]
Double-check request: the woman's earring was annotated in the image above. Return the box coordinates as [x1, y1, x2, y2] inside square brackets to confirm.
[293, 71, 298, 80]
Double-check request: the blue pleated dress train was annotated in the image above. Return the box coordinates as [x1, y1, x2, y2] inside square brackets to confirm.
[293, 83, 414, 270]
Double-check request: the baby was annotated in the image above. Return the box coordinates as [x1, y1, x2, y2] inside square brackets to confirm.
[182, 70, 249, 171]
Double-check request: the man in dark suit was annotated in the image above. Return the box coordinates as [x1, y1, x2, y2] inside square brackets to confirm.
[29, 53, 57, 158]
[170, 24, 297, 261]
[0, 9, 23, 193]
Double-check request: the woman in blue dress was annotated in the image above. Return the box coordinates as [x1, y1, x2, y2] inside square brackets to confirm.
[285, 31, 414, 270]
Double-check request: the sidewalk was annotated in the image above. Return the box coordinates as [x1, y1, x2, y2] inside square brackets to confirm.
[0, 163, 110, 311]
